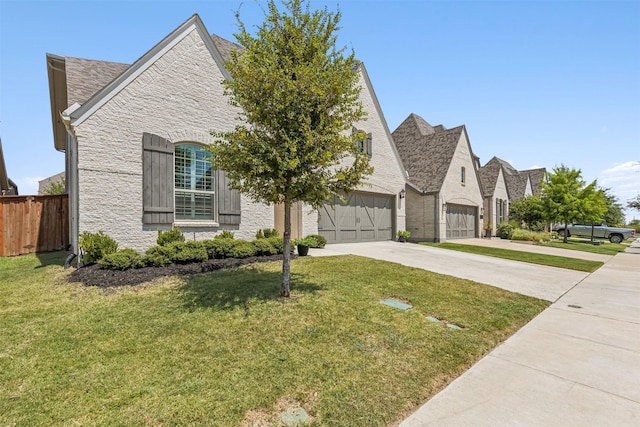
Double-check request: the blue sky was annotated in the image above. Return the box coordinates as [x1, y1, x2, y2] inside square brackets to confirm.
[1, 0, 639, 220]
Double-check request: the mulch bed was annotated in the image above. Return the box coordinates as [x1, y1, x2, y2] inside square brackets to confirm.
[68, 255, 287, 288]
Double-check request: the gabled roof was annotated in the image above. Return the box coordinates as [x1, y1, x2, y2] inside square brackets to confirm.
[48, 14, 231, 151]
[481, 156, 545, 201]
[393, 113, 465, 193]
[0, 138, 18, 195]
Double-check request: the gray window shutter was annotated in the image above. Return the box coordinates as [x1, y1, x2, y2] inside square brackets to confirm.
[365, 133, 373, 156]
[216, 169, 241, 224]
[142, 132, 174, 224]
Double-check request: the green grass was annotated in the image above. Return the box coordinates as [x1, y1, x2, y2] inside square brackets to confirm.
[543, 238, 629, 256]
[1, 252, 548, 426]
[421, 242, 603, 273]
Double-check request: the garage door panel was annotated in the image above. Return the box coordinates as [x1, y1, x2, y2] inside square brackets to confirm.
[446, 204, 476, 239]
[318, 192, 393, 243]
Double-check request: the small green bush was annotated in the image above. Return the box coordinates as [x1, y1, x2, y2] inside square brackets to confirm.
[79, 231, 118, 264]
[253, 239, 278, 256]
[266, 237, 285, 254]
[170, 241, 208, 264]
[305, 234, 326, 248]
[229, 241, 257, 258]
[496, 222, 515, 239]
[510, 229, 551, 243]
[98, 249, 144, 270]
[263, 228, 279, 238]
[255, 229, 264, 239]
[204, 238, 239, 259]
[215, 230, 235, 240]
[144, 245, 175, 267]
[157, 228, 185, 246]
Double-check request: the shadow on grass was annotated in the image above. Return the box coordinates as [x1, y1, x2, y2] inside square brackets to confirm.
[177, 267, 323, 312]
[34, 250, 68, 269]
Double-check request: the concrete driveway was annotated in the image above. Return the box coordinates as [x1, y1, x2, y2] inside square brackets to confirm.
[311, 240, 591, 302]
[310, 239, 640, 426]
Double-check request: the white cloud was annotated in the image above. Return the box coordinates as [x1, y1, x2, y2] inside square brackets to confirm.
[13, 176, 44, 195]
[598, 161, 640, 221]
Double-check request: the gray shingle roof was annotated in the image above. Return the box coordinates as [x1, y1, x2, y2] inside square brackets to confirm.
[211, 34, 242, 63]
[481, 156, 546, 201]
[64, 57, 129, 107]
[392, 113, 464, 193]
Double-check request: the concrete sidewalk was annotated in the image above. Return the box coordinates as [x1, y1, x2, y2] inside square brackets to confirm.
[399, 240, 640, 426]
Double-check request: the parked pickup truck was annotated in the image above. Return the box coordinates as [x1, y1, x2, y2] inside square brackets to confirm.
[554, 223, 636, 244]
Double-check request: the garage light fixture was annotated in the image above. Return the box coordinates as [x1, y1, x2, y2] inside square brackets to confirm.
[399, 189, 406, 199]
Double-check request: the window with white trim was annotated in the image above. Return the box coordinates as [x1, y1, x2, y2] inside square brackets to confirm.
[174, 143, 214, 220]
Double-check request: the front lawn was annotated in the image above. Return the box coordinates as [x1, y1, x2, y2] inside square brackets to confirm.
[1, 252, 548, 426]
[420, 242, 603, 272]
[542, 238, 629, 256]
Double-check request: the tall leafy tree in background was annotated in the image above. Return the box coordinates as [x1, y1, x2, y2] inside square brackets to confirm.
[209, 0, 372, 296]
[508, 195, 543, 230]
[540, 165, 607, 243]
[601, 188, 625, 225]
[628, 195, 640, 213]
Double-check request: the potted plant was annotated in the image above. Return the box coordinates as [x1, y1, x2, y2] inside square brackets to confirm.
[293, 236, 317, 256]
[397, 230, 411, 243]
[483, 222, 492, 238]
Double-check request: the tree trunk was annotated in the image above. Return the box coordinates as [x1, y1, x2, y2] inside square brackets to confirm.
[563, 221, 569, 243]
[281, 200, 291, 297]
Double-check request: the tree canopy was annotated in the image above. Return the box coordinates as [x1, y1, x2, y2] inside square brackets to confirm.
[209, 0, 372, 296]
[539, 165, 607, 242]
[628, 194, 640, 212]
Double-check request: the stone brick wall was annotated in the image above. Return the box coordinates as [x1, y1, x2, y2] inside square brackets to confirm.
[73, 28, 273, 252]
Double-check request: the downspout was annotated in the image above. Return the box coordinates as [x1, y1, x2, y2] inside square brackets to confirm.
[60, 104, 81, 264]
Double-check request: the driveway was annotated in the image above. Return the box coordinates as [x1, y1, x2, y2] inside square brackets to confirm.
[311, 240, 590, 302]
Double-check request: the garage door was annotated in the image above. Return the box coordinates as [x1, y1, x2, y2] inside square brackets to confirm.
[318, 193, 393, 244]
[446, 204, 477, 239]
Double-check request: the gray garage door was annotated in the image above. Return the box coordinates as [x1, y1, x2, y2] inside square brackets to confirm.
[318, 192, 393, 244]
[446, 204, 477, 239]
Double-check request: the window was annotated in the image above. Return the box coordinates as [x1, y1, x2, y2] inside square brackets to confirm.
[461, 166, 466, 185]
[174, 144, 214, 220]
[353, 128, 372, 157]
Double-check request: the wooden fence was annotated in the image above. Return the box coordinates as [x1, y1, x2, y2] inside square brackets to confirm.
[0, 194, 69, 256]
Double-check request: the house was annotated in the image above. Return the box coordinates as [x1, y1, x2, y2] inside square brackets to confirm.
[392, 113, 484, 242]
[0, 138, 19, 195]
[46, 14, 406, 255]
[38, 171, 65, 195]
[478, 156, 546, 233]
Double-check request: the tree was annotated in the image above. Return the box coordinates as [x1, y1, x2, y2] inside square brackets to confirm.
[628, 194, 640, 212]
[209, 0, 372, 297]
[601, 188, 625, 225]
[539, 165, 607, 243]
[508, 195, 543, 230]
[42, 178, 65, 195]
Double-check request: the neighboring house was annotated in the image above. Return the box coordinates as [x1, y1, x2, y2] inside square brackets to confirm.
[46, 14, 406, 254]
[38, 171, 66, 194]
[479, 156, 546, 233]
[0, 138, 19, 195]
[392, 114, 484, 242]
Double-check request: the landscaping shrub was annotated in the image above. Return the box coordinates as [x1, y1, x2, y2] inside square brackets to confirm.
[266, 236, 285, 254]
[263, 228, 279, 238]
[255, 229, 264, 239]
[253, 239, 278, 256]
[98, 249, 144, 270]
[229, 241, 257, 258]
[157, 228, 185, 246]
[305, 234, 327, 248]
[496, 222, 515, 239]
[215, 230, 235, 240]
[144, 245, 175, 267]
[510, 229, 551, 243]
[204, 238, 239, 259]
[169, 241, 208, 264]
[79, 231, 118, 264]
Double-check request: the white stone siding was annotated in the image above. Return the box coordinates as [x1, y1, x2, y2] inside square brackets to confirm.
[405, 187, 437, 241]
[439, 133, 484, 239]
[349, 71, 406, 232]
[490, 169, 510, 233]
[73, 28, 273, 252]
